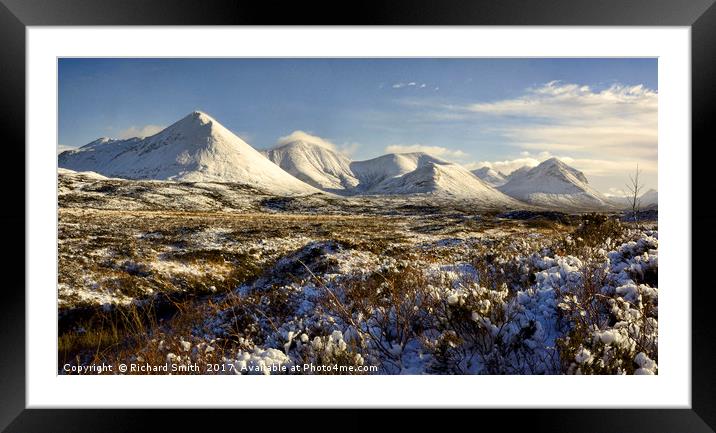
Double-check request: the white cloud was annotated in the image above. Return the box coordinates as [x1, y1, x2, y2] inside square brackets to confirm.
[58, 144, 77, 154]
[384, 144, 468, 160]
[117, 124, 164, 139]
[276, 130, 358, 156]
[338, 142, 360, 157]
[605, 187, 628, 198]
[277, 130, 337, 150]
[392, 81, 428, 89]
[466, 81, 657, 163]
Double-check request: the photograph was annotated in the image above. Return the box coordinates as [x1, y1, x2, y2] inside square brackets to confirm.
[57, 57, 658, 376]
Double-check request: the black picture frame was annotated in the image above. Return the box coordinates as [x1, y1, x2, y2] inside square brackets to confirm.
[2, 0, 714, 431]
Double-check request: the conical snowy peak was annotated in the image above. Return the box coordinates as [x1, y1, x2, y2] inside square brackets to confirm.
[144, 110, 239, 152]
[265, 135, 359, 191]
[58, 111, 320, 195]
[532, 157, 589, 184]
[498, 158, 610, 209]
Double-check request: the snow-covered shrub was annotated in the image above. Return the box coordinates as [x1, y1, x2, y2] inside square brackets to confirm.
[556, 234, 658, 375]
[293, 331, 367, 374]
[323, 261, 439, 373]
[559, 214, 626, 256]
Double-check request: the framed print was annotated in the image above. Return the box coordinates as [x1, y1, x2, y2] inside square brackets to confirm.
[3, 0, 716, 431]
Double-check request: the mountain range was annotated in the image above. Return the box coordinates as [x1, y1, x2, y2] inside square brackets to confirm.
[58, 111, 654, 210]
[58, 112, 319, 195]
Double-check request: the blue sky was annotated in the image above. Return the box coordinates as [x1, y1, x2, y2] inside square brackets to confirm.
[59, 58, 658, 192]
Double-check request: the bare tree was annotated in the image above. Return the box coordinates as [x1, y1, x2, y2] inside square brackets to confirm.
[625, 164, 643, 224]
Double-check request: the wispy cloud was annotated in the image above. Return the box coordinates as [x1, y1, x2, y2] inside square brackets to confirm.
[385, 144, 468, 160]
[338, 142, 360, 157]
[392, 81, 429, 89]
[117, 124, 164, 139]
[467, 81, 657, 163]
[605, 187, 628, 198]
[276, 130, 359, 156]
[277, 130, 337, 151]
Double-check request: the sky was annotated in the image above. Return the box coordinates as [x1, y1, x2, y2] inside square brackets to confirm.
[58, 58, 658, 193]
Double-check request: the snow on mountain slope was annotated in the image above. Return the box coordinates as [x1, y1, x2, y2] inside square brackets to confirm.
[471, 167, 507, 186]
[504, 165, 531, 182]
[263, 146, 520, 204]
[350, 152, 445, 191]
[640, 189, 658, 207]
[58, 111, 320, 195]
[346, 152, 520, 204]
[264, 136, 358, 191]
[498, 158, 611, 209]
[370, 161, 522, 204]
[58, 167, 110, 180]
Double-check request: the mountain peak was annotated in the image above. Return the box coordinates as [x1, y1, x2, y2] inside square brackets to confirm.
[537, 157, 571, 171]
[543, 157, 562, 165]
[472, 166, 507, 186]
[533, 157, 588, 184]
[152, 110, 232, 146]
[473, 166, 498, 176]
[498, 158, 608, 209]
[265, 135, 358, 191]
[181, 110, 215, 126]
[58, 112, 320, 195]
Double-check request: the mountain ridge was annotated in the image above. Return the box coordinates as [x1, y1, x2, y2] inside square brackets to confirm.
[59, 112, 631, 210]
[59, 111, 320, 195]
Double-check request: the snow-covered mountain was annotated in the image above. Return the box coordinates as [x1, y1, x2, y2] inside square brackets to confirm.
[350, 152, 444, 191]
[58, 111, 320, 195]
[640, 189, 658, 207]
[58, 167, 110, 180]
[471, 167, 507, 186]
[498, 158, 611, 209]
[262, 147, 519, 204]
[504, 166, 531, 182]
[608, 188, 658, 209]
[370, 162, 521, 204]
[264, 137, 358, 192]
[348, 152, 519, 204]
[57, 112, 625, 208]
